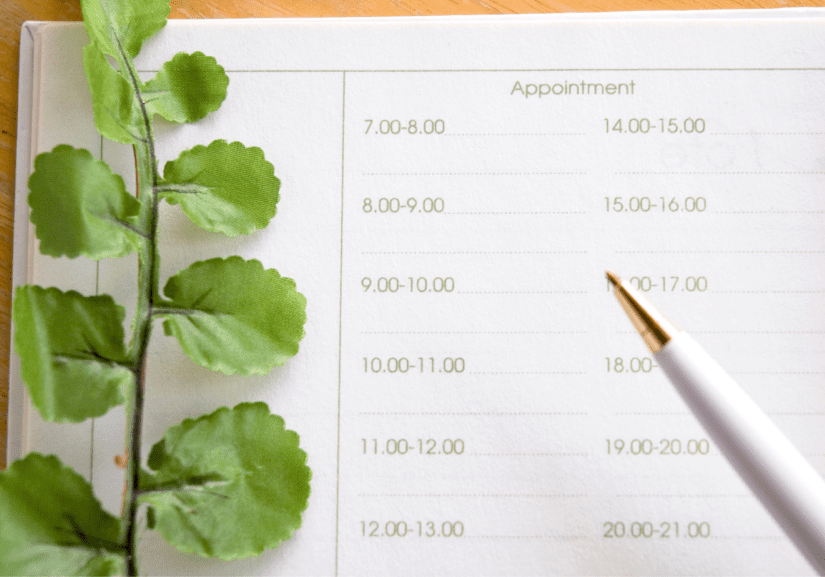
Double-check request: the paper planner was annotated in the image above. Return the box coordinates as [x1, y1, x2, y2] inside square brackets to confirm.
[10, 10, 825, 575]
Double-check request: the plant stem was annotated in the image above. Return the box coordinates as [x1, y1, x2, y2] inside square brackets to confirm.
[114, 39, 162, 577]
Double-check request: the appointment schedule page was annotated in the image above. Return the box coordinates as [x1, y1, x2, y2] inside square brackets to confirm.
[21, 12, 825, 577]
[334, 65, 825, 575]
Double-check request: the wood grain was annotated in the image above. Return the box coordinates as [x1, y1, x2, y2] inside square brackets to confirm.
[0, 0, 819, 470]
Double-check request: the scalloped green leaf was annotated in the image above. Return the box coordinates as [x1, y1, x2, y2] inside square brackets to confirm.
[80, 0, 170, 59]
[157, 257, 306, 375]
[83, 44, 141, 144]
[139, 403, 311, 560]
[0, 453, 124, 576]
[28, 145, 143, 259]
[144, 52, 229, 123]
[160, 140, 279, 236]
[13, 285, 132, 423]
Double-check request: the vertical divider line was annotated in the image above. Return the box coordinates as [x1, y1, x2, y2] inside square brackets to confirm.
[334, 70, 347, 577]
[90, 134, 104, 484]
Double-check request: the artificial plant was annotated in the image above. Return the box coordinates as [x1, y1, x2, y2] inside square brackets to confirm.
[0, 0, 311, 575]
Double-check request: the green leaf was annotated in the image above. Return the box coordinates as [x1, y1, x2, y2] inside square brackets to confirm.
[158, 257, 306, 375]
[139, 403, 311, 560]
[80, 0, 170, 59]
[0, 453, 124, 576]
[160, 140, 279, 236]
[144, 52, 229, 123]
[83, 44, 141, 144]
[13, 285, 132, 423]
[28, 145, 142, 259]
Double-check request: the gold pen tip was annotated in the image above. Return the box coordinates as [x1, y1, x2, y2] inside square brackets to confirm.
[606, 270, 621, 287]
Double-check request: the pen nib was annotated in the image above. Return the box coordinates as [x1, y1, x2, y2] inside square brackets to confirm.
[607, 269, 678, 354]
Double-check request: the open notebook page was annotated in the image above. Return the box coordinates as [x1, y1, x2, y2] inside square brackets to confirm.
[11, 10, 825, 575]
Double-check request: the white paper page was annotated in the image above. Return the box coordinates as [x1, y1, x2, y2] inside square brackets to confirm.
[16, 11, 825, 575]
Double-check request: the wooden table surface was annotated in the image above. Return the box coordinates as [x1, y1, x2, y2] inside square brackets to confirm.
[1, 0, 821, 470]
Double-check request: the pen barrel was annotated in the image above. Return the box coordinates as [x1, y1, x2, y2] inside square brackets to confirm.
[657, 333, 825, 575]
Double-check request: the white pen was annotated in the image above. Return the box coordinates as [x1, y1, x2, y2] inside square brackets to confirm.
[607, 270, 825, 575]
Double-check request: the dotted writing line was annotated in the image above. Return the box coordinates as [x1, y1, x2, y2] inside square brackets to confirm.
[462, 535, 590, 540]
[364, 172, 586, 176]
[616, 250, 825, 254]
[363, 331, 587, 335]
[715, 211, 825, 214]
[445, 132, 586, 136]
[446, 211, 587, 215]
[711, 132, 825, 135]
[615, 412, 689, 416]
[359, 494, 588, 498]
[363, 251, 587, 255]
[468, 371, 587, 375]
[699, 331, 825, 334]
[457, 291, 588, 294]
[731, 371, 825, 375]
[618, 494, 751, 498]
[618, 330, 825, 335]
[617, 171, 825, 175]
[710, 535, 787, 539]
[469, 453, 589, 457]
[623, 410, 825, 416]
[358, 412, 588, 416]
[716, 291, 825, 294]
